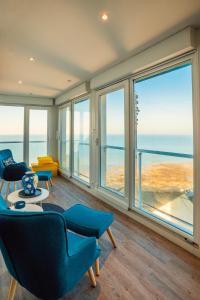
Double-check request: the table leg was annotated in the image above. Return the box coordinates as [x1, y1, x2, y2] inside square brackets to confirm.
[45, 181, 49, 190]
[5, 182, 11, 200]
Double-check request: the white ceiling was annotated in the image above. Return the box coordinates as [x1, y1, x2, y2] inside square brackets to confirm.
[0, 0, 200, 99]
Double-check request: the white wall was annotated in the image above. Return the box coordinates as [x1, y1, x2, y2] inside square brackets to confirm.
[48, 106, 58, 160]
[90, 27, 196, 89]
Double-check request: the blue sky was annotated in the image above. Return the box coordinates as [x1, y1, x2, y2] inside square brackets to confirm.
[99, 63, 193, 136]
[0, 107, 47, 136]
[0, 63, 193, 137]
[135, 63, 193, 135]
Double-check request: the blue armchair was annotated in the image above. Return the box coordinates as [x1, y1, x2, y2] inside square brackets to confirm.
[0, 149, 28, 199]
[0, 208, 100, 300]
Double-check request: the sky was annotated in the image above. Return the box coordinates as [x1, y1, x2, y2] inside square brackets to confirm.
[98, 63, 193, 136]
[0, 63, 193, 138]
[135, 63, 193, 135]
[0, 107, 47, 136]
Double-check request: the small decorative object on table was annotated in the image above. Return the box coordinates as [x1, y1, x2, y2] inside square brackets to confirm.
[14, 201, 26, 209]
[22, 171, 39, 196]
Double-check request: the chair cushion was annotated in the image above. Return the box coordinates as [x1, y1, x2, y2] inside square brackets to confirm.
[3, 162, 28, 181]
[63, 204, 114, 238]
[67, 231, 100, 259]
[36, 171, 52, 181]
[37, 156, 54, 164]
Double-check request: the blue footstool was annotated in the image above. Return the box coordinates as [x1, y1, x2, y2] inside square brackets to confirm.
[63, 204, 117, 275]
[36, 171, 53, 190]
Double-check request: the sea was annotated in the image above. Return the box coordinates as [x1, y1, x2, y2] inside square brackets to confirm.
[0, 135, 47, 163]
[0, 134, 193, 167]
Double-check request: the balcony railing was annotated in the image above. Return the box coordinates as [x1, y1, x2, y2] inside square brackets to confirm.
[0, 141, 46, 144]
[137, 149, 193, 208]
[77, 142, 193, 225]
[0, 140, 47, 163]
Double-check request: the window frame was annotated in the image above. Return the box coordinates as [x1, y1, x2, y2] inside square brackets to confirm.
[71, 96, 92, 186]
[130, 53, 200, 242]
[0, 104, 50, 166]
[0, 104, 25, 162]
[26, 106, 50, 165]
[58, 103, 72, 177]
[95, 80, 130, 207]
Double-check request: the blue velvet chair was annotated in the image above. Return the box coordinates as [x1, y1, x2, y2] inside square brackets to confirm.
[63, 204, 117, 276]
[0, 149, 28, 199]
[0, 206, 100, 300]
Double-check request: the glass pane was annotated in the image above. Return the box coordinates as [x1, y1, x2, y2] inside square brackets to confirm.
[100, 89, 125, 194]
[59, 106, 71, 173]
[29, 109, 48, 164]
[0, 106, 24, 162]
[134, 63, 193, 235]
[73, 99, 90, 182]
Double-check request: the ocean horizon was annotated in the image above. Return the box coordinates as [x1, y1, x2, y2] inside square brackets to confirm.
[0, 134, 193, 166]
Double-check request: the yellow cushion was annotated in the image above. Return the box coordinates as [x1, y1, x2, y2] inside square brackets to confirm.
[37, 156, 53, 164]
[31, 164, 58, 176]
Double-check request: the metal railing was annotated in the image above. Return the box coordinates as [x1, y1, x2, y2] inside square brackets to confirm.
[72, 141, 194, 212]
[137, 149, 193, 209]
[0, 141, 46, 144]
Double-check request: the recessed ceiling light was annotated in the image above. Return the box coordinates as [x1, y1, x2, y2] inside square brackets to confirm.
[29, 57, 35, 62]
[18, 80, 23, 84]
[101, 13, 108, 21]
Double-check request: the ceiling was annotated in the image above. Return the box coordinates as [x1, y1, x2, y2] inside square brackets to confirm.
[0, 0, 200, 99]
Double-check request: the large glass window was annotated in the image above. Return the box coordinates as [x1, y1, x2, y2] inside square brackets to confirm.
[100, 88, 125, 194]
[134, 63, 194, 235]
[73, 99, 90, 183]
[29, 109, 48, 164]
[59, 105, 71, 174]
[0, 106, 24, 162]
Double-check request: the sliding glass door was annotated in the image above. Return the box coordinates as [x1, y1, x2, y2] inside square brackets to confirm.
[29, 109, 48, 164]
[0, 106, 24, 162]
[59, 105, 71, 174]
[73, 98, 90, 183]
[133, 62, 194, 235]
[99, 88, 125, 195]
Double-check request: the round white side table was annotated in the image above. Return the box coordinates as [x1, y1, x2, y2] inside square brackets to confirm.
[10, 204, 43, 212]
[7, 188, 49, 206]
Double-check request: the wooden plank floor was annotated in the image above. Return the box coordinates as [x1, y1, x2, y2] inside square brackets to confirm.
[1, 176, 200, 300]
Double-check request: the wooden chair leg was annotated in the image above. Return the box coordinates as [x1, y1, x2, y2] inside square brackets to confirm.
[95, 258, 100, 276]
[5, 182, 11, 200]
[107, 227, 117, 248]
[13, 182, 16, 191]
[7, 277, 17, 300]
[88, 267, 96, 287]
[49, 178, 53, 186]
[45, 181, 49, 190]
[0, 179, 4, 193]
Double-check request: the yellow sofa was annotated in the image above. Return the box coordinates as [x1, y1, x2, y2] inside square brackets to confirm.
[31, 156, 59, 176]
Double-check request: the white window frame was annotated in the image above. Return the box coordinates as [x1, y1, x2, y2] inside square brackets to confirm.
[95, 80, 130, 208]
[130, 52, 200, 243]
[58, 103, 72, 177]
[0, 104, 50, 166]
[71, 96, 92, 186]
[25, 106, 50, 166]
[0, 104, 25, 162]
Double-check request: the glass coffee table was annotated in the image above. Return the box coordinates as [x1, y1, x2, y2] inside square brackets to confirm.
[7, 188, 49, 207]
